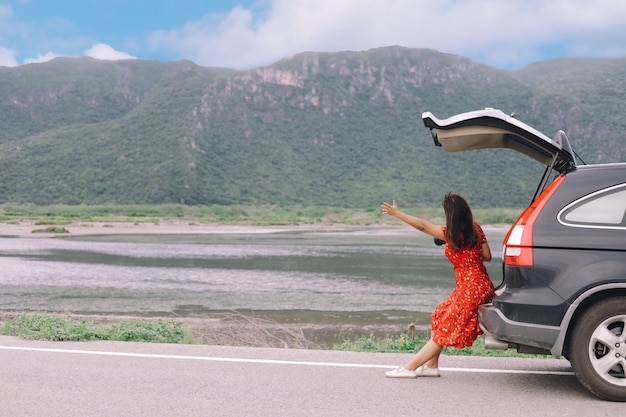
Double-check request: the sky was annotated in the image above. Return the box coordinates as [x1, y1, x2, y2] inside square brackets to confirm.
[1, 0, 626, 70]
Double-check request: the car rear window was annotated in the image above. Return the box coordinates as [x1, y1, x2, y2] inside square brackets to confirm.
[558, 184, 626, 229]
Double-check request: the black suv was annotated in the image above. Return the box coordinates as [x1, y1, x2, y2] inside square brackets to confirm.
[422, 108, 626, 402]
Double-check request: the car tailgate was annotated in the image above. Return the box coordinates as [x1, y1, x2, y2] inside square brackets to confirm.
[422, 108, 576, 173]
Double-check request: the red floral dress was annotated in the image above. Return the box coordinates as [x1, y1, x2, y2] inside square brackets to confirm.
[431, 223, 495, 348]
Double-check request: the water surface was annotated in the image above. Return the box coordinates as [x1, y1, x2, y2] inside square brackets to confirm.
[0, 226, 506, 322]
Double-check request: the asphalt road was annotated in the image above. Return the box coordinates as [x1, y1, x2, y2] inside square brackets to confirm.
[0, 335, 622, 417]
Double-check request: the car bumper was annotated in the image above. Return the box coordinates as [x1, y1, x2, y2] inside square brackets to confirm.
[478, 302, 561, 355]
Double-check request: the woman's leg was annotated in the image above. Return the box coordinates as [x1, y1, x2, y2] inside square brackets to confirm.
[404, 338, 443, 370]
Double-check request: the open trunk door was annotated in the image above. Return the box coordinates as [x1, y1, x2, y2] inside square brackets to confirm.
[422, 108, 576, 174]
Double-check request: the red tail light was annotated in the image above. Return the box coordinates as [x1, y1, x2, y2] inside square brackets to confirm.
[503, 174, 565, 267]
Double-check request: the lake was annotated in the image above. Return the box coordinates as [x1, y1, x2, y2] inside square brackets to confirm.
[0, 225, 507, 332]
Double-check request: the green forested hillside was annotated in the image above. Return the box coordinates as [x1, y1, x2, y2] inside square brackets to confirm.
[0, 47, 624, 209]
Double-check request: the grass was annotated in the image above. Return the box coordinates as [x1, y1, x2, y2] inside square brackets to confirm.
[333, 333, 542, 358]
[0, 203, 521, 227]
[0, 313, 196, 344]
[31, 226, 69, 234]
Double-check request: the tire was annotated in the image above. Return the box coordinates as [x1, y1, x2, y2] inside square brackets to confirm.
[569, 296, 626, 401]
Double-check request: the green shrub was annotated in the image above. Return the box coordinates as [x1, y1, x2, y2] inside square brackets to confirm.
[333, 333, 541, 358]
[1, 313, 100, 341]
[31, 227, 69, 234]
[104, 320, 191, 343]
[0, 313, 194, 344]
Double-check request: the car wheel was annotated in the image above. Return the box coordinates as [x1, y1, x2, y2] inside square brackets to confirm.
[570, 296, 626, 401]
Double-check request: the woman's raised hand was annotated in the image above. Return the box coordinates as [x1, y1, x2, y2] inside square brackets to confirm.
[381, 200, 399, 217]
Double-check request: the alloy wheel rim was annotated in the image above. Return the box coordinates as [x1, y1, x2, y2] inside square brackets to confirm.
[589, 314, 626, 386]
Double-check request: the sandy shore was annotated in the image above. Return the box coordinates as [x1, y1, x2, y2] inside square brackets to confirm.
[0, 220, 368, 237]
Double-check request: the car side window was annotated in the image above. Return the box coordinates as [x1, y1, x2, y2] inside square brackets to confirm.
[558, 184, 626, 229]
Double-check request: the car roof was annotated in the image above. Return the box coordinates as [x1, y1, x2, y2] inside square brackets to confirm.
[422, 108, 576, 173]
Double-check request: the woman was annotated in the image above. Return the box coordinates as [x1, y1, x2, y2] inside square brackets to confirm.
[381, 193, 495, 378]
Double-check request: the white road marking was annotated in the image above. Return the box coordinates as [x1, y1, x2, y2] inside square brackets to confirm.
[0, 345, 575, 376]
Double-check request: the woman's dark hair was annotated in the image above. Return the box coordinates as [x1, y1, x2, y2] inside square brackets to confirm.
[443, 193, 479, 251]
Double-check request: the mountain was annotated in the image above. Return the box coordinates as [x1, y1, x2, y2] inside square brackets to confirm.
[0, 46, 624, 208]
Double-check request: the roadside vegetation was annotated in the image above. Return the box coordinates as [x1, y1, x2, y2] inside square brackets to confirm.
[0, 313, 196, 344]
[0, 312, 540, 358]
[333, 333, 540, 358]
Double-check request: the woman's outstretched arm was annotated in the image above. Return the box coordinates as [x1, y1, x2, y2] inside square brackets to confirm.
[381, 200, 445, 240]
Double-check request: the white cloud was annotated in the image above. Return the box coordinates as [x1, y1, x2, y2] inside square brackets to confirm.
[0, 6, 17, 67]
[5, 44, 136, 66]
[3, 0, 626, 69]
[84, 43, 136, 61]
[147, 0, 626, 70]
[0, 45, 18, 67]
[23, 51, 61, 65]
[147, 6, 257, 68]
